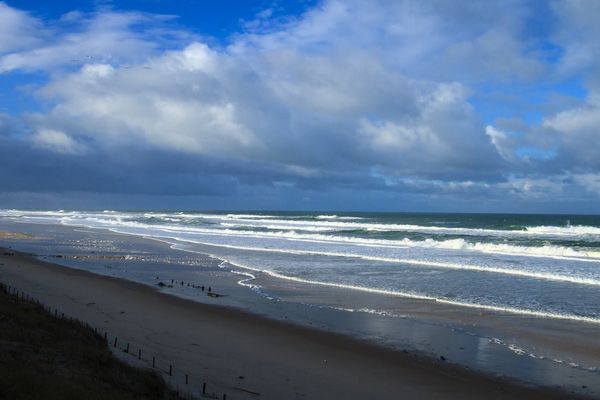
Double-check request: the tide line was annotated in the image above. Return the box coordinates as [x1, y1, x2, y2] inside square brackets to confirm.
[215, 257, 600, 326]
[168, 239, 600, 287]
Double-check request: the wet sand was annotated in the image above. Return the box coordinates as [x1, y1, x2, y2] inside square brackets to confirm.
[254, 268, 600, 368]
[0, 247, 592, 400]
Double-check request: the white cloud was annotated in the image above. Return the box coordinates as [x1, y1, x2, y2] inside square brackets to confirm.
[0, 2, 42, 54]
[3, 0, 600, 207]
[31, 128, 85, 154]
[539, 95, 600, 167]
[485, 125, 520, 163]
[0, 7, 186, 73]
[30, 40, 501, 179]
[358, 82, 500, 174]
[572, 173, 600, 197]
[25, 0, 529, 181]
[552, 0, 600, 79]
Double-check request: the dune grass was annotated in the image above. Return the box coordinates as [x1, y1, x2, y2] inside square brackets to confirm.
[0, 287, 182, 400]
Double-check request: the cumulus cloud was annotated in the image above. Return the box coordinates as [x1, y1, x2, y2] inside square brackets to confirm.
[493, 0, 600, 176]
[552, 0, 600, 81]
[1, 0, 600, 210]
[0, 5, 190, 73]
[24, 0, 524, 184]
[0, 2, 42, 54]
[31, 128, 85, 154]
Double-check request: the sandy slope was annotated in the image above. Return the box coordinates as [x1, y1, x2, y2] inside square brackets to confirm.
[0, 249, 590, 400]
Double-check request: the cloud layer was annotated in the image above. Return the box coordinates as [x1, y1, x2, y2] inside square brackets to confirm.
[1, 0, 600, 211]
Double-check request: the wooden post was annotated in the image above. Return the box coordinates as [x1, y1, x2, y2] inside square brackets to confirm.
[125, 343, 129, 353]
[138, 349, 141, 360]
[202, 383, 206, 394]
[104, 332, 108, 341]
[185, 374, 188, 384]
[223, 394, 227, 400]
[114, 337, 118, 347]
[169, 364, 172, 376]
[152, 356, 155, 368]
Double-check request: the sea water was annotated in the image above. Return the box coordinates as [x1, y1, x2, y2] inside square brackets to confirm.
[2, 209, 600, 324]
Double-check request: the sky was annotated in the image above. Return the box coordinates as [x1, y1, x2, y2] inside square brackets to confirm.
[1, 0, 600, 213]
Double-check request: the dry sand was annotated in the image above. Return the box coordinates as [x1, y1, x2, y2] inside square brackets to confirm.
[0, 248, 591, 400]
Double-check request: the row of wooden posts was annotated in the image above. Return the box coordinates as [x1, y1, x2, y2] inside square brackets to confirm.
[0, 280, 230, 400]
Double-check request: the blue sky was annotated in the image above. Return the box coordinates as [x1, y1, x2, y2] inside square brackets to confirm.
[1, 0, 600, 213]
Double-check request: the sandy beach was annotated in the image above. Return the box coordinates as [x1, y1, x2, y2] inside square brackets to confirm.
[3, 0, 600, 397]
[0, 246, 593, 400]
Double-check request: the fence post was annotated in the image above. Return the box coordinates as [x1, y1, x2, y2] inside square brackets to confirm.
[185, 374, 188, 384]
[169, 364, 172, 376]
[114, 337, 118, 347]
[138, 349, 141, 360]
[125, 343, 129, 353]
[202, 383, 206, 394]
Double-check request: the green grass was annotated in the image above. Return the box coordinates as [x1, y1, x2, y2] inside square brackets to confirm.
[0, 287, 182, 400]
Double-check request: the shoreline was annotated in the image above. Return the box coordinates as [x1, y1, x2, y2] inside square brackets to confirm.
[0, 246, 594, 399]
[54, 221, 600, 326]
[2, 221, 600, 396]
[5, 217, 600, 325]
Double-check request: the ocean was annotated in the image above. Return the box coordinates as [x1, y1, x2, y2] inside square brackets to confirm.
[2, 209, 600, 324]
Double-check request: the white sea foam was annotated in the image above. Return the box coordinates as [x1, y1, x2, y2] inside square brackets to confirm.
[89, 220, 600, 262]
[204, 256, 600, 325]
[315, 214, 363, 220]
[6, 209, 600, 272]
[525, 225, 600, 236]
[225, 214, 280, 219]
[180, 214, 600, 239]
[4, 209, 600, 325]
[4, 209, 600, 240]
[331, 307, 397, 317]
[8, 209, 600, 267]
[166, 239, 600, 286]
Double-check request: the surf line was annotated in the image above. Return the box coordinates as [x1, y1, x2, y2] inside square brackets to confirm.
[162, 238, 600, 288]
[216, 257, 600, 326]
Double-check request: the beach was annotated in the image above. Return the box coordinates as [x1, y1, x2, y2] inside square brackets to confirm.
[1, 215, 600, 399]
[3, 0, 599, 397]
[0, 246, 591, 400]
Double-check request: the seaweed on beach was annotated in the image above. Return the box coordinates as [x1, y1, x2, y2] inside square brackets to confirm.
[0, 288, 183, 400]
